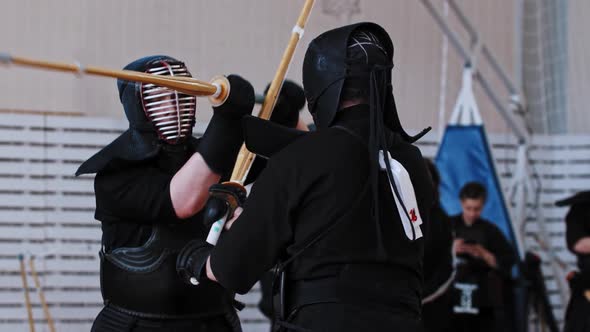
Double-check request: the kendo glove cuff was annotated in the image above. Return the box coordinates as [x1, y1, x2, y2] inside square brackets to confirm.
[198, 74, 255, 175]
[176, 239, 214, 285]
[202, 182, 247, 230]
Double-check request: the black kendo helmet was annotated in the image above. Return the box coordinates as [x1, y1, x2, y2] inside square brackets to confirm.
[76, 55, 199, 176]
[119, 55, 197, 145]
[302, 22, 427, 142]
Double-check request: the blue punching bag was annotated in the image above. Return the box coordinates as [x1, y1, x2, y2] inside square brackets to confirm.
[435, 66, 518, 247]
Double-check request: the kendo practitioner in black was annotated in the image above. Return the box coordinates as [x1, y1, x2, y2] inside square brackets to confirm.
[75, 55, 255, 332]
[176, 23, 434, 331]
[422, 159, 453, 332]
[449, 182, 516, 332]
[557, 191, 590, 332]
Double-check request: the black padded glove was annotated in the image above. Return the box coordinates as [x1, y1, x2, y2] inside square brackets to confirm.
[265, 80, 305, 128]
[176, 238, 213, 285]
[198, 74, 255, 175]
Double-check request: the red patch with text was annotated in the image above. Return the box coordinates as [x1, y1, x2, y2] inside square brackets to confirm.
[409, 209, 418, 222]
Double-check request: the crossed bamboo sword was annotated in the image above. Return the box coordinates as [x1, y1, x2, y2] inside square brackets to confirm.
[18, 255, 56, 332]
[4, 1, 314, 330]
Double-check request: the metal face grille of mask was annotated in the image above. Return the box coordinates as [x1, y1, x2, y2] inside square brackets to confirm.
[140, 61, 197, 144]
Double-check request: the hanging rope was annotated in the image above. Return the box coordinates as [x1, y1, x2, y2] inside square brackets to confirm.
[436, 0, 449, 141]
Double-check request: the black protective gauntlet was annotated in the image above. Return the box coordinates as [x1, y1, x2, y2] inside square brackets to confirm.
[202, 182, 247, 232]
[197, 74, 255, 175]
[176, 238, 213, 285]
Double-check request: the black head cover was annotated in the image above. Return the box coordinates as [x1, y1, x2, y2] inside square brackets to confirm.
[302, 22, 429, 141]
[76, 55, 198, 176]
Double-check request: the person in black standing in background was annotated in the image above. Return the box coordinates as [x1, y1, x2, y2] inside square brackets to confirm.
[450, 182, 516, 332]
[76, 55, 255, 332]
[242, 80, 309, 321]
[557, 191, 590, 332]
[422, 159, 454, 332]
[176, 22, 434, 332]
[244, 80, 308, 189]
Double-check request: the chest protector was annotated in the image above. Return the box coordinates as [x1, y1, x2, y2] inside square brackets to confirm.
[100, 221, 234, 319]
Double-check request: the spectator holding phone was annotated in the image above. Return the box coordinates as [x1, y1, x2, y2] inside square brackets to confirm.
[449, 182, 516, 332]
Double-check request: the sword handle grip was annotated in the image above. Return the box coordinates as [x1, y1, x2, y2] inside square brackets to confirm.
[206, 214, 228, 245]
[205, 182, 247, 245]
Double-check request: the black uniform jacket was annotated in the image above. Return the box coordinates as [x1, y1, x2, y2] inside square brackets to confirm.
[566, 203, 590, 274]
[210, 105, 434, 312]
[564, 202, 590, 332]
[450, 215, 515, 276]
[94, 147, 233, 316]
[450, 215, 516, 308]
